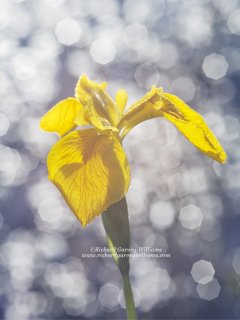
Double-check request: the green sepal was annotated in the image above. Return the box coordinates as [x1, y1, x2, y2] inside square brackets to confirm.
[102, 197, 130, 274]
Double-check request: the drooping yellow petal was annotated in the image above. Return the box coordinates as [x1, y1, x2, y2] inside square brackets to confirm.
[75, 74, 118, 126]
[40, 98, 88, 136]
[47, 128, 131, 226]
[116, 89, 128, 119]
[118, 87, 226, 163]
[159, 93, 227, 163]
[117, 87, 163, 138]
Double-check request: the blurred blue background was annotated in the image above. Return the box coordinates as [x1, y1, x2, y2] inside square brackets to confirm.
[0, 0, 240, 319]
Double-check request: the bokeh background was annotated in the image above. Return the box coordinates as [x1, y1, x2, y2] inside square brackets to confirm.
[0, 0, 240, 319]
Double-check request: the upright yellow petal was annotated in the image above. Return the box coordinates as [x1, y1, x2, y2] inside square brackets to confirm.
[118, 87, 163, 138]
[40, 98, 88, 136]
[47, 128, 131, 226]
[116, 89, 128, 119]
[75, 74, 118, 126]
[159, 93, 227, 163]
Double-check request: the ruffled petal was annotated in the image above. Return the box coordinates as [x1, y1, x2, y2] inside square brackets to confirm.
[75, 74, 118, 126]
[47, 128, 131, 226]
[75, 98, 118, 134]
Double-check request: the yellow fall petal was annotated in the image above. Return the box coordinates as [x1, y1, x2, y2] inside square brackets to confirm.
[75, 74, 118, 126]
[40, 98, 88, 136]
[118, 86, 226, 163]
[47, 128, 131, 226]
[159, 93, 227, 164]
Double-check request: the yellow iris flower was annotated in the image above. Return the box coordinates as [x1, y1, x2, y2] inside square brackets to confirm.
[40, 75, 226, 227]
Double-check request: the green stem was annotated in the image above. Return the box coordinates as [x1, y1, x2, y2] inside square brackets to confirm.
[121, 271, 137, 320]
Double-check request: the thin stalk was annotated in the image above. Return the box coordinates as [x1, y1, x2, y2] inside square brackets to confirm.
[121, 271, 137, 320]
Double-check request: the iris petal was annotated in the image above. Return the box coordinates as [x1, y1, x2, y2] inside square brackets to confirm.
[75, 74, 118, 126]
[116, 89, 128, 119]
[47, 128, 131, 226]
[75, 98, 118, 133]
[40, 98, 87, 136]
[118, 88, 226, 163]
[118, 87, 163, 138]
[160, 93, 227, 164]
